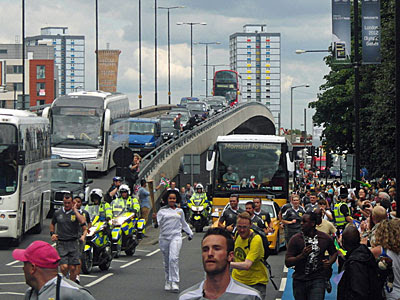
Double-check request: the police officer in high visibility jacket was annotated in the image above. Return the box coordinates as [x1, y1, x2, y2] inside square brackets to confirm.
[334, 187, 352, 234]
[111, 184, 140, 217]
[188, 184, 212, 210]
[85, 189, 112, 222]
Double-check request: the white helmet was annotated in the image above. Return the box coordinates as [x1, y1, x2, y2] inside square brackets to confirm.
[119, 184, 130, 195]
[196, 183, 204, 190]
[90, 188, 103, 202]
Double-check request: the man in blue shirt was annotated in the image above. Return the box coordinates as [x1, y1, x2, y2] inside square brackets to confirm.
[138, 179, 151, 224]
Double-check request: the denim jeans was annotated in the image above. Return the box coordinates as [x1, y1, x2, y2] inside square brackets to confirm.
[293, 278, 325, 300]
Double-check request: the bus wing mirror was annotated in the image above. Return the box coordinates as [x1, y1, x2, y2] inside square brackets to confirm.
[104, 109, 111, 132]
[206, 150, 215, 172]
[17, 151, 26, 166]
[286, 152, 294, 172]
[42, 107, 50, 118]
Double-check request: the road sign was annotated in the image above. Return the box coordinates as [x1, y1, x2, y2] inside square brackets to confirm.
[113, 146, 134, 167]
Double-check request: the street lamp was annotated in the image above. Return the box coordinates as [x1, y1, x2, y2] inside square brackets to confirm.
[290, 84, 310, 142]
[154, 0, 158, 106]
[138, 0, 142, 108]
[194, 42, 220, 97]
[95, 0, 99, 90]
[158, 6, 184, 105]
[22, 0, 25, 109]
[176, 22, 207, 97]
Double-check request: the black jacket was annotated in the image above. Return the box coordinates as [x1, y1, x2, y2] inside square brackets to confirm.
[337, 244, 384, 300]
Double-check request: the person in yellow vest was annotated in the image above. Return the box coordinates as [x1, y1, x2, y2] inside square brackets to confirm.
[111, 184, 140, 216]
[188, 183, 212, 211]
[333, 187, 353, 236]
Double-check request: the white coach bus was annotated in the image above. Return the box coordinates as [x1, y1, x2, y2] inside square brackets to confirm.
[0, 109, 51, 245]
[43, 91, 130, 173]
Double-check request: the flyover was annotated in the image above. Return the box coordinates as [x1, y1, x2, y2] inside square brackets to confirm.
[138, 101, 276, 202]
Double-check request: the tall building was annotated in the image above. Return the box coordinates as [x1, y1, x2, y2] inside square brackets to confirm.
[0, 44, 57, 108]
[98, 49, 121, 92]
[230, 24, 281, 124]
[26, 27, 85, 96]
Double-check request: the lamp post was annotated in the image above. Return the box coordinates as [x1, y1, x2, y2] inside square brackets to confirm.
[176, 22, 207, 97]
[158, 6, 184, 105]
[290, 84, 310, 142]
[95, 0, 99, 90]
[138, 0, 142, 108]
[194, 42, 220, 97]
[154, 0, 158, 106]
[22, 0, 25, 109]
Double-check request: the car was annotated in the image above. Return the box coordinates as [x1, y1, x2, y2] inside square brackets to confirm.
[186, 101, 214, 119]
[179, 97, 199, 107]
[47, 159, 93, 217]
[160, 115, 180, 142]
[204, 98, 227, 113]
[212, 199, 285, 254]
[168, 108, 190, 129]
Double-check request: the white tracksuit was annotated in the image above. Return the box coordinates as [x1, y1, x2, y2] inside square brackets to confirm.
[157, 206, 193, 283]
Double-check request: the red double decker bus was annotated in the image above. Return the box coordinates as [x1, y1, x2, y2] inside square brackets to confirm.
[212, 70, 241, 106]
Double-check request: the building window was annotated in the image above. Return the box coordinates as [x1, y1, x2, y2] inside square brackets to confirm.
[0, 49, 7, 54]
[36, 83, 46, 96]
[36, 100, 45, 106]
[37, 65, 46, 79]
[13, 83, 23, 92]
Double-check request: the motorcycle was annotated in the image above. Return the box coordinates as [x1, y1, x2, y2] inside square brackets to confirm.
[81, 215, 113, 274]
[189, 203, 209, 233]
[111, 210, 139, 257]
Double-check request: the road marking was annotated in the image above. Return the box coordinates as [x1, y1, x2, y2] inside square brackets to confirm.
[0, 282, 26, 285]
[11, 265, 23, 268]
[80, 274, 98, 278]
[5, 261, 19, 266]
[85, 273, 114, 287]
[146, 249, 160, 257]
[120, 259, 141, 269]
[0, 292, 26, 295]
[112, 259, 128, 263]
[279, 278, 287, 292]
[283, 266, 288, 273]
[182, 236, 186, 240]
[135, 249, 150, 252]
[0, 273, 23, 276]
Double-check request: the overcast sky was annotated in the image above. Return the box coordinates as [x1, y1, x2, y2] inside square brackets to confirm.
[0, 0, 332, 131]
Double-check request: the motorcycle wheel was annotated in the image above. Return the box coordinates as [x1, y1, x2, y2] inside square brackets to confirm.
[113, 243, 121, 258]
[99, 246, 112, 271]
[81, 251, 93, 274]
[125, 238, 137, 256]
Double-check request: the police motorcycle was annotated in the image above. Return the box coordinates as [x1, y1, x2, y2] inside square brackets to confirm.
[110, 185, 146, 257]
[189, 184, 210, 232]
[81, 189, 113, 274]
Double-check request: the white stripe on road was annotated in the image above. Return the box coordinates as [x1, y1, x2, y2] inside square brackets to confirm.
[135, 249, 151, 252]
[0, 292, 26, 295]
[5, 261, 19, 266]
[283, 266, 288, 273]
[146, 249, 160, 257]
[120, 259, 141, 269]
[11, 265, 23, 268]
[112, 259, 128, 263]
[80, 274, 98, 278]
[0, 282, 26, 285]
[279, 278, 287, 292]
[0, 273, 23, 276]
[84, 273, 114, 287]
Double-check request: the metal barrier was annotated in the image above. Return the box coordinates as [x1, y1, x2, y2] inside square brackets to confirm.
[138, 101, 268, 180]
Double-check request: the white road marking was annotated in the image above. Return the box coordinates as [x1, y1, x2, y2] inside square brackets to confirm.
[5, 261, 19, 266]
[80, 274, 98, 278]
[146, 249, 160, 257]
[0, 282, 26, 285]
[0, 273, 23, 276]
[112, 259, 128, 263]
[135, 249, 150, 252]
[182, 236, 186, 240]
[0, 292, 26, 295]
[120, 259, 141, 269]
[11, 265, 23, 268]
[84, 273, 114, 287]
[283, 266, 288, 273]
[279, 278, 287, 292]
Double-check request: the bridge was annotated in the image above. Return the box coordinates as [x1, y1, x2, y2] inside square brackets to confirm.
[137, 101, 276, 202]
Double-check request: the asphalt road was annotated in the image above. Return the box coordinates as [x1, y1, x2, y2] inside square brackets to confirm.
[0, 169, 288, 300]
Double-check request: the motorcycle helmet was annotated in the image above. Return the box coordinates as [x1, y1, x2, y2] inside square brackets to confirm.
[113, 176, 123, 182]
[119, 184, 130, 195]
[90, 188, 103, 202]
[196, 183, 204, 190]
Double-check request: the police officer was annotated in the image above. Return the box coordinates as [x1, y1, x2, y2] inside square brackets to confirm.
[218, 194, 244, 233]
[84, 189, 112, 222]
[188, 183, 211, 213]
[281, 194, 306, 246]
[334, 187, 352, 235]
[111, 184, 140, 217]
[106, 176, 123, 203]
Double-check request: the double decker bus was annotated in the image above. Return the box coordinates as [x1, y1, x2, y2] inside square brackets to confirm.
[212, 70, 242, 106]
[43, 91, 130, 173]
[0, 109, 51, 244]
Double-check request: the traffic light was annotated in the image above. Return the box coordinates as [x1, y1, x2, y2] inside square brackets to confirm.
[334, 42, 346, 60]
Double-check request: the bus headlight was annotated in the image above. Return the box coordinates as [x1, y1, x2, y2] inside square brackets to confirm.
[97, 147, 103, 158]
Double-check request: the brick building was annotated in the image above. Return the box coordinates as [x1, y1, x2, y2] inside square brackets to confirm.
[98, 49, 121, 92]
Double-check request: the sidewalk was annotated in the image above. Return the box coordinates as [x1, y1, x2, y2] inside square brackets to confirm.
[140, 225, 160, 246]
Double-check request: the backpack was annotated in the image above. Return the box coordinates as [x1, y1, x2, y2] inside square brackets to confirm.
[247, 225, 271, 261]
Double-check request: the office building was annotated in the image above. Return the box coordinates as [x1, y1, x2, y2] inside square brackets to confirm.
[26, 27, 85, 95]
[98, 49, 121, 93]
[0, 44, 57, 108]
[230, 24, 281, 124]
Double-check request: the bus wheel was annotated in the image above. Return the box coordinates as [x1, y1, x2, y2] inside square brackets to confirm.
[32, 203, 43, 234]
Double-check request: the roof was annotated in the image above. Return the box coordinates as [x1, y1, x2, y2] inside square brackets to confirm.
[0, 109, 37, 118]
[128, 118, 159, 123]
[217, 135, 287, 143]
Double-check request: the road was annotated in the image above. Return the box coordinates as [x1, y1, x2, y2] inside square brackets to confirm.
[0, 169, 289, 299]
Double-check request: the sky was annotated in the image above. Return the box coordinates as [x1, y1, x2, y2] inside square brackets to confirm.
[0, 0, 332, 132]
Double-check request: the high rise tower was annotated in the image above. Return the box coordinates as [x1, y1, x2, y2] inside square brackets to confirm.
[97, 49, 121, 93]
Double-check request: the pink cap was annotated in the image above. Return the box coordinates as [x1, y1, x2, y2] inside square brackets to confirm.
[12, 240, 60, 269]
